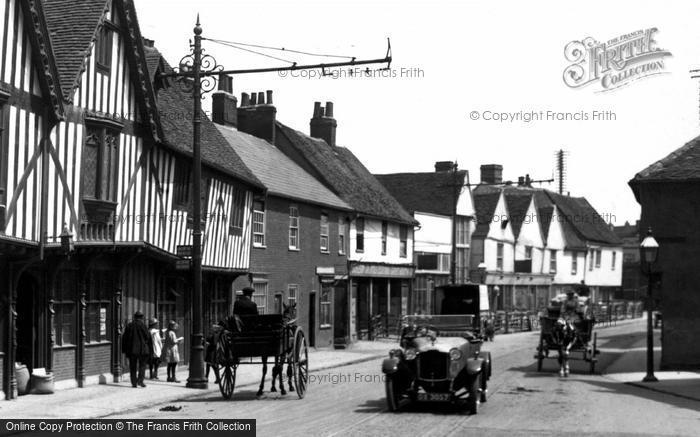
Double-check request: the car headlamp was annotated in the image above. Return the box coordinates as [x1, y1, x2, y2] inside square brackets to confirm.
[449, 348, 463, 361]
[404, 348, 417, 360]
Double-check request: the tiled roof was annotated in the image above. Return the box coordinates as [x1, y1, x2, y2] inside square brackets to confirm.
[473, 184, 619, 248]
[632, 135, 700, 182]
[613, 222, 639, 240]
[215, 124, 351, 211]
[537, 206, 554, 241]
[147, 51, 262, 189]
[504, 192, 533, 238]
[43, 0, 109, 101]
[374, 171, 468, 217]
[276, 122, 417, 225]
[472, 192, 501, 239]
[544, 191, 621, 246]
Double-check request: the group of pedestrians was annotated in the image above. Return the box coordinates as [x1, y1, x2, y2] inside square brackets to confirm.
[120, 288, 260, 389]
[121, 311, 183, 388]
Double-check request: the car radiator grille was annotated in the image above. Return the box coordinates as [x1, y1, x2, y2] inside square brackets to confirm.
[417, 350, 449, 381]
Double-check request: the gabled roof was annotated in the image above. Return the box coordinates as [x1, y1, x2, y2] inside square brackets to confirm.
[276, 122, 417, 225]
[503, 192, 533, 238]
[374, 171, 468, 217]
[43, 0, 108, 101]
[146, 48, 262, 190]
[631, 134, 700, 183]
[537, 206, 554, 241]
[18, 0, 64, 120]
[44, 0, 163, 141]
[472, 192, 501, 239]
[473, 183, 620, 248]
[544, 191, 621, 247]
[216, 124, 350, 211]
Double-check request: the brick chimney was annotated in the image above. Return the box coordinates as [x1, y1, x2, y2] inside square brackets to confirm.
[480, 164, 503, 185]
[211, 73, 238, 127]
[237, 90, 276, 143]
[310, 101, 337, 146]
[435, 161, 455, 172]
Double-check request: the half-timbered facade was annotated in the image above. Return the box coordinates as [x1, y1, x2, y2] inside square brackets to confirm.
[0, 0, 262, 399]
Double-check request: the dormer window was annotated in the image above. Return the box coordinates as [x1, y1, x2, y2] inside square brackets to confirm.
[95, 25, 114, 73]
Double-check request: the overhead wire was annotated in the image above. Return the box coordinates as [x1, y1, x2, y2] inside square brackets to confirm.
[204, 37, 355, 60]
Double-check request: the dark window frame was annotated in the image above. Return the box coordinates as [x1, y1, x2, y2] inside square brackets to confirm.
[95, 23, 114, 74]
[320, 213, 330, 253]
[355, 217, 364, 253]
[399, 225, 408, 258]
[381, 221, 388, 255]
[228, 187, 246, 236]
[172, 158, 192, 211]
[82, 119, 122, 203]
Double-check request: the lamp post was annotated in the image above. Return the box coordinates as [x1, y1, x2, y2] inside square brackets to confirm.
[639, 227, 659, 383]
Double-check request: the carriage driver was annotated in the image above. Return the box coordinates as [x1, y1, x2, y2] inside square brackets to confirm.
[559, 289, 584, 323]
[234, 287, 259, 316]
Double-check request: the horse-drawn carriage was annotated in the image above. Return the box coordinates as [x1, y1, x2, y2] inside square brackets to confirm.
[535, 304, 599, 375]
[213, 311, 308, 399]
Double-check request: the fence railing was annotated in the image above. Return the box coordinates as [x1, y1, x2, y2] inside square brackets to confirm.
[359, 301, 644, 341]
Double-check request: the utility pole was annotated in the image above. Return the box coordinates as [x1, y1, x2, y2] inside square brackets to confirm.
[164, 17, 392, 391]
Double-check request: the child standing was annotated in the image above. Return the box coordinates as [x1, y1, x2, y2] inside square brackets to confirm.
[148, 318, 162, 379]
[162, 320, 183, 383]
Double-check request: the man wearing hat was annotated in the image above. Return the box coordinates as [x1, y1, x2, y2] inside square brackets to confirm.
[234, 287, 259, 315]
[121, 311, 153, 388]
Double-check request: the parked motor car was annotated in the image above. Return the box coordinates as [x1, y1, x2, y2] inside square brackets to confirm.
[381, 283, 492, 414]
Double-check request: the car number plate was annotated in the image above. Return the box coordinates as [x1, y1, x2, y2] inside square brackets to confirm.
[417, 392, 451, 402]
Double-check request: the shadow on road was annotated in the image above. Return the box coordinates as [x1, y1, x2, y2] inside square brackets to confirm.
[354, 398, 471, 416]
[172, 389, 302, 403]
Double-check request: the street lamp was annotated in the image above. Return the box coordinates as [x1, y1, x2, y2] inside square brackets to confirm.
[639, 227, 659, 383]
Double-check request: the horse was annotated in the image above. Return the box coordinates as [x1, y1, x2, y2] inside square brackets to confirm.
[552, 317, 578, 377]
[257, 302, 297, 397]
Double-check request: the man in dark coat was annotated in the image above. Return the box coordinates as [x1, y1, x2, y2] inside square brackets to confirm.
[121, 311, 153, 388]
[233, 287, 259, 316]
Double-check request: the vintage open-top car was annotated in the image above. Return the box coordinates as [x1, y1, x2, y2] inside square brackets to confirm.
[381, 283, 492, 414]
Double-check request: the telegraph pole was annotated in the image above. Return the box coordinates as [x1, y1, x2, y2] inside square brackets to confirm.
[450, 162, 458, 284]
[164, 17, 392, 391]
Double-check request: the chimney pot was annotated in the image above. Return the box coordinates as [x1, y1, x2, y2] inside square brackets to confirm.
[310, 101, 337, 146]
[257, 91, 265, 105]
[241, 92, 250, 107]
[266, 90, 273, 105]
[250, 92, 257, 105]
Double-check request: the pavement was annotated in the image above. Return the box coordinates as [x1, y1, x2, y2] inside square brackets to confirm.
[0, 341, 391, 419]
[603, 322, 700, 402]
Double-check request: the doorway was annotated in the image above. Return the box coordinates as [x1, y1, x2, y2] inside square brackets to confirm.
[16, 274, 42, 373]
[308, 292, 316, 348]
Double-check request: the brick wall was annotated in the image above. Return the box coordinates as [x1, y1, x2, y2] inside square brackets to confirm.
[84, 343, 111, 377]
[53, 347, 76, 381]
[234, 195, 349, 348]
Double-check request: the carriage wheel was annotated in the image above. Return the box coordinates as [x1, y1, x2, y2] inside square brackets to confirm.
[292, 327, 309, 399]
[589, 332, 598, 374]
[537, 333, 545, 372]
[218, 364, 237, 399]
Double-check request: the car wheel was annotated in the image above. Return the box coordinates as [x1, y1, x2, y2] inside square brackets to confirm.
[466, 374, 480, 415]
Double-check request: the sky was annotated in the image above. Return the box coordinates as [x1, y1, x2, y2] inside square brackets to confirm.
[134, 0, 700, 225]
